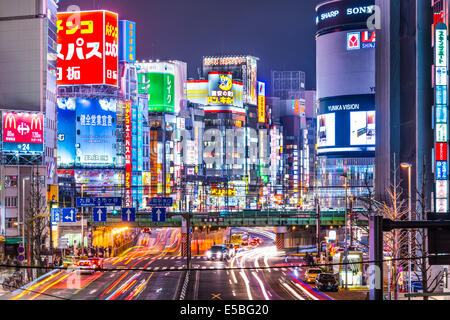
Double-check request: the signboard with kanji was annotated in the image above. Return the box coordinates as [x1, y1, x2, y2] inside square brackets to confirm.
[57, 10, 119, 86]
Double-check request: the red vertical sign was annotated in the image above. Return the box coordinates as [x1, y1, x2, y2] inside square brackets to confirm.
[125, 101, 132, 207]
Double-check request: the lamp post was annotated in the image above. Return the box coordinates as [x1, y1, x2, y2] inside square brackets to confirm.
[22, 177, 30, 257]
[81, 184, 85, 256]
[340, 173, 348, 290]
[400, 162, 412, 300]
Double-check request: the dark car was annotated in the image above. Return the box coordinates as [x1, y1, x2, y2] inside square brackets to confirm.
[315, 273, 339, 292]
[206, 245, 230, 261]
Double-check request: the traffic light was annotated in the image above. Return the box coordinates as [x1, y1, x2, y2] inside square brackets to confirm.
[112, 209, 119, 215]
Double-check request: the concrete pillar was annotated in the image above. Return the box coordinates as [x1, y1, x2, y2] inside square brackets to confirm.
[275, 227, 288, 251]
[181, 233, 188, 257]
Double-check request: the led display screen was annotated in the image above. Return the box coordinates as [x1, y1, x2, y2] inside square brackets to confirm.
[57, 98, 117, 168]
[317, 94, 375, 156]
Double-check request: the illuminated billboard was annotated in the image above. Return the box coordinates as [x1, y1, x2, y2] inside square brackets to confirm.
[124, 101, 132, 207]
[119, 20, 136, 63]
[137, 68, 175, 113]
[2, 112, 44, 153]
[187, 79, 244, 111]
[57, 98, 117, 168]
[435, 23, 448, 213]
[316, 0, 375, 33]
[258, 82, 266, 123]
[207, 72, 234, 106]
[57, 10, 119, 86]
[202, 55, 259, 106]
[57, 98, 77, 167]
[317, 95, 375, 155]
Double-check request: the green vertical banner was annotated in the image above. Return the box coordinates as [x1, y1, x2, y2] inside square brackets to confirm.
[138, 73, 175, 113]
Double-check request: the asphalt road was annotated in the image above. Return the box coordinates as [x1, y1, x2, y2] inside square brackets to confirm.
[1, 227, 332, 301]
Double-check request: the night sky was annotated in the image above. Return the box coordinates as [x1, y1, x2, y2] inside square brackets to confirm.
[58, 0, 321, 90]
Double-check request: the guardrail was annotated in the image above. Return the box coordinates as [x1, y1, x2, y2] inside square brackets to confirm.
[92, 211, 368, 228]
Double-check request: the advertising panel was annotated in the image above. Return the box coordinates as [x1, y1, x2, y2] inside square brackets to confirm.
[316, 0, 375, 32]
[434, 23, 448, 213]
[202, 55, 258, 106]
[57, 98, 77, 166]
[57, 10, 118, 86]
[119, 20, 136, 63]
[350, 111, 375, 145]
[125, 101, 132, 207]
[187, 80, 244, 110]
[316, 30, 375, 99]
[138, 72, 175, 113]
[2, 112, 44, 153]
[207, 72, 234, 106]
[318, 113, 336, 148]
[317, 94, 375, 155]
[258, 81, 266, 123]
[75, 98, 117, 166]
[247, 56, 258, 106]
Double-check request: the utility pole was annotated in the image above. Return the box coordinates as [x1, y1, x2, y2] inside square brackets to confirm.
[316, 197, 321, 255]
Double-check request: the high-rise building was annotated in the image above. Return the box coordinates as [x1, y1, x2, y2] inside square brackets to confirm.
[0, 0, 58, 260]
[315, 0, 376, 209]
[376, 0, 448, 295]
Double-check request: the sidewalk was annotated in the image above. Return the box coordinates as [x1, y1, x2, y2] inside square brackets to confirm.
[326, 287, 369, 300]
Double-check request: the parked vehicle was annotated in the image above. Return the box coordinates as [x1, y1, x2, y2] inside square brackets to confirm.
[305, 268, 322, 284]
[315, 273, 339, 292]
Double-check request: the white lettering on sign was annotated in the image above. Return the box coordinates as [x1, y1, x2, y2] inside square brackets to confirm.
[347, 6, 375, 16]
[328, 104, 360, 112]
[321, 10, 339, 21]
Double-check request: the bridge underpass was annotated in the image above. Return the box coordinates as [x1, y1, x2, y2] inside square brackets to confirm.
[90, 211, 368, 255]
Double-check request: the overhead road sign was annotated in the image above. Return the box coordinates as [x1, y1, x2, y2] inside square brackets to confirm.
[152, 208, 166, 222]
[62, 208, 77, 223]
[93, 207, 107, 222]
[122, 208, 136, 222]
[76, 197, 122, 208]
[149, 197, 173, 207]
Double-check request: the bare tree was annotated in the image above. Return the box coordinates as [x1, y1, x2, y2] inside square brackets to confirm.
[379, 163, 410, 300]
[25, 166, 48, 278]
[413, 158, 443, 300]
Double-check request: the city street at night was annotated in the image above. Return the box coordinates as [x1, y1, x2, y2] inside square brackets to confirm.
[0, 0, 450, 314]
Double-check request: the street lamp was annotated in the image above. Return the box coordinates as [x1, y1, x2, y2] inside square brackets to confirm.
[400, 162, 412, 300]
[22, 177, 30, 255]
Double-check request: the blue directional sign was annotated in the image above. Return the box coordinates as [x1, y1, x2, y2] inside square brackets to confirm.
[76, 197, 122, 208]
[61, 208, 77, 223]
[122, 208, 136, 222]
[51, 208, 61, 223]
[149, 197, 173, 207]
[152, 208, 166, 222]
[93, 207, 107, 222]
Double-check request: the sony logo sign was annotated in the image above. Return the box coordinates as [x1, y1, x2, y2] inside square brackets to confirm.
[321, 10, 339, 21]
[346, 5, 375, 16]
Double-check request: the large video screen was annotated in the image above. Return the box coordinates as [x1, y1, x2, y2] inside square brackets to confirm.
[57, 97, 117, 168]
[317, 94, 375, 156]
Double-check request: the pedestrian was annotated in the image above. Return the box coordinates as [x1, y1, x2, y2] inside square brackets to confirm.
[109, 246, 112, 258]
[43, 256, 48, 271]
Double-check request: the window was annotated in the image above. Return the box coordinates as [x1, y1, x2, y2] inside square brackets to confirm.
[5, 176, 17, 188]
[6, 218, 17, 229]
[5, 197, 18, 208]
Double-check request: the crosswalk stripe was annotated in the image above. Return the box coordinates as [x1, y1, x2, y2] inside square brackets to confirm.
[202, 266, 207, 269]
[154, 267, 160, 271]
[210, 267, 215, 269]
[170, 267, 175, 270]
[162, 267, 167, 270]
[178, 267, 183, 270]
